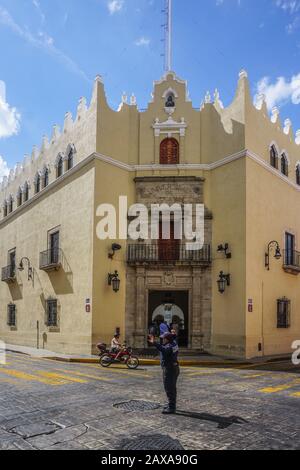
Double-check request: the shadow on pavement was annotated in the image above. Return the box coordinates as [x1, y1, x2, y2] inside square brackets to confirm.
[175, 410, 249, 429]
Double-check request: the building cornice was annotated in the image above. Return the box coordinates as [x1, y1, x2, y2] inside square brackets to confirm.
[1, 148, 300, 227]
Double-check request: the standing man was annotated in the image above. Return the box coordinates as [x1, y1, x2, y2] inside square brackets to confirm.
[148, 332, 180, 414]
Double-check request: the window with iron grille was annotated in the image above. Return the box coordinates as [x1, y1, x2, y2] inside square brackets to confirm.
[7, 304, 16, 327]
[67, 151, 74, 170]
[270, 145, 278, 169]
[46, 299, 58, 327]
[281, 154, 289, 177]
[277, 298, 290, 328]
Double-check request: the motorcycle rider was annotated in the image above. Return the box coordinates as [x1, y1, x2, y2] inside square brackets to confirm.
[148, 332, 180, 415]
[111, 334, 122, 354]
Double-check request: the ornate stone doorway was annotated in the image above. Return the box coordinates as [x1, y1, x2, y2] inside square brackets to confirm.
[148, 291, 189, 347]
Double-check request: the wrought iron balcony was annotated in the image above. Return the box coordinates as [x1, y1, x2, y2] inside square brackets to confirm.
[283, 250, 300, 275]
[40, 248, 62, 272]
[127, 243, 211, 265]
[1, 265, 16, 283]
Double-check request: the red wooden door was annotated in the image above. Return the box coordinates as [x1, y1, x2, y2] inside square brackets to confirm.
[158, 221, 180, 261]
[160, 138, 179, 165]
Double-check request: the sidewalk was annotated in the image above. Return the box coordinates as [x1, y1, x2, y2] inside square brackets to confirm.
[5, 343, 291, 367]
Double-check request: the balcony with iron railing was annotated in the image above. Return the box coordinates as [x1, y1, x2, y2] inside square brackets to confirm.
[39, 248, 62, 272]
[127, 243, 211, 266]
[1, 265, 16, 283]
[283, 250, 300, 275]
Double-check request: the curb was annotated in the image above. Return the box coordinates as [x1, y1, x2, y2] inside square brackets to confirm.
[44, 356, 251, 367]
[7, 348, 291, 368]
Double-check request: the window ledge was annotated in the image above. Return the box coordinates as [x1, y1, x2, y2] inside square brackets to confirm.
[48, 327, 60, 333]
[283, 265, 300, 275]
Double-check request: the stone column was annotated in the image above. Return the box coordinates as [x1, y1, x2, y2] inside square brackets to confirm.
[191, 267, 203, 350]
[134, 267, 146, 348]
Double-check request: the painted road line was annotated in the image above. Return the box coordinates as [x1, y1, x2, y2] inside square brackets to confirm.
[37, 371, 88, 384]
[53, 369, 113, 382]
[290, 392, 300, 398]
[79, 363, 152, 378]
[0, 376, 28, 387]
[259, 379, 300, 394]
[0, 369, 64, 386]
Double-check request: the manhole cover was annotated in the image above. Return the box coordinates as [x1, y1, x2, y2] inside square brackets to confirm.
[114, 400, 161, 412]
[119, 434, 184, 451]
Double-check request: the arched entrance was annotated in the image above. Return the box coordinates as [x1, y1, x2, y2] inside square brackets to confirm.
[148, 291, 189, 347]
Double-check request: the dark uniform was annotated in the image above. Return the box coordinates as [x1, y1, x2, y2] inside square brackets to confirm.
[154, 335, 180, 413]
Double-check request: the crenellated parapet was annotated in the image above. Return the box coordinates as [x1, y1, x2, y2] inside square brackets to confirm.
[0, 75, 103, 213]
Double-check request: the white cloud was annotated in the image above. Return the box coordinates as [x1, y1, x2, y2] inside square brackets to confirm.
[0, 156, 10, 183]
[107, 0, 124, 15]
[0, 7, 90, 83]
[255, 74, 300, 110]
[0, 80, 20, 139]
[135, 37, 150, 47]
[276, 0, 300, 15]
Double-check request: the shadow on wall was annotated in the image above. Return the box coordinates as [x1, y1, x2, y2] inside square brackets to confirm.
[8, 282, 23, 301]
[200, 102, 245, 164]
[48, 253, 73, 295]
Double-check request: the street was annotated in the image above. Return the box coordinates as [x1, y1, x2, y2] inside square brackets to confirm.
[0, 352, 300, 450]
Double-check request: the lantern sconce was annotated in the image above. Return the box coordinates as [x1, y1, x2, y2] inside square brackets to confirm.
[265, 241, 281, 271]
[217, 243, 232, 259]
[108, 271, 121, 293]
[217, 271, 231, 294]
[18, 257, 34, 282]
[108, 243, 122, 260]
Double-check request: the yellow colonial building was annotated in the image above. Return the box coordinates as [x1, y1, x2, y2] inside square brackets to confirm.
[1, 69, 300, 358]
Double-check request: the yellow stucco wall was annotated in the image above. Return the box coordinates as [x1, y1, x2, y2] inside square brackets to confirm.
[246, 157, 300, 358]
[0, 164, 95, 354]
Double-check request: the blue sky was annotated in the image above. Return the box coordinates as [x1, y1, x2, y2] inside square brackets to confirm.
[0, 0, 300, 177]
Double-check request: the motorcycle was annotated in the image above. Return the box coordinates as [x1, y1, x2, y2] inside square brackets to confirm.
[99, 346, 139, 370]
[96, 343, 109, 358]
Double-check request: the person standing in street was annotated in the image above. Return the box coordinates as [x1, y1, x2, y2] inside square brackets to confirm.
[148, 332, 180, 414]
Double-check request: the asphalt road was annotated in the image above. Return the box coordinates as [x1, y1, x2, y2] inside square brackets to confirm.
[0, 352, 300, 450]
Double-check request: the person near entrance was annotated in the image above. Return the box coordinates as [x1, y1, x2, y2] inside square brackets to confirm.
[148, 332, 180, 414]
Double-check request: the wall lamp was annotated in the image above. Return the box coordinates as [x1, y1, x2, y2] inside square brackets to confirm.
[217, 243, 232, 259]
[108, 243, 122, 260]
[18, 257, 34, 282]
[217, 271, 231, 294]
[265, 241, 281, 271]
[108, 271, 121, 293]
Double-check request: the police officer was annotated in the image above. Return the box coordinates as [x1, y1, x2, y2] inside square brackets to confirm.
[148, 332, 180, 414]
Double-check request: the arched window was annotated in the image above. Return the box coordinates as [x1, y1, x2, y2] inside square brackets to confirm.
[57, 156, 63, 178]
[43, 168, 49, 188]
[3, 201, 8, 218]
[17, 189, 22, 207]
[23, 182, 29, 202]
[160, 138, 179, 165]
[296, 165, 300, 186]
[8, 196, 13, 213]
[270, 145, 278, 169]
[67, 150, 73, 170]
[165, 93, 175, 108]
[281, 154, 289, 177]
[35, 174, 41, 194]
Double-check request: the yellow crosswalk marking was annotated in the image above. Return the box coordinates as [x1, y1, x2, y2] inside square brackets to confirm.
[54, 369, 113, 382]
[0, 369, 63, 385]
[242, 374, 267, 379]
[37, 371, 88, 384]
[82, 363, 151, 378]
[259, 379, 300, 394]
